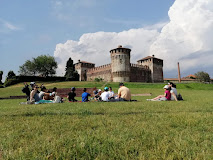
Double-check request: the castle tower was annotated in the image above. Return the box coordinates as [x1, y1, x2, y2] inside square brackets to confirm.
[110, 45, 131, 82]
[74, 60, 95, 81]
[137, 55, 163, 82]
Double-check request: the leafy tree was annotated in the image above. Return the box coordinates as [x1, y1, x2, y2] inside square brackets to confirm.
[33, 55, 57, 77]
[19, 60, 36, 76]
[19, 55, 57, 77]
[0, 71, 3, 84]
[6, 70, 16, 79]
[195, 71, 210, 82]
[64, 57, 79, 81]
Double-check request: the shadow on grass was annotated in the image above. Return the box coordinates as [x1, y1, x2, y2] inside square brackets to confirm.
[2, 110, 213, 118]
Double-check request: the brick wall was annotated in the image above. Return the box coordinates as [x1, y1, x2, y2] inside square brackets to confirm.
[87, 64, 112, 81]
[130, 64, 151, 82]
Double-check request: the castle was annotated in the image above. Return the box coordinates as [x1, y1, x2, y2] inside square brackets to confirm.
[74, 45, 163, 83]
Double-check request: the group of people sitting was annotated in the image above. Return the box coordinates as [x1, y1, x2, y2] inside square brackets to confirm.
[22, 81, 180, 104]
[68, 83, 132, 102]
[22, 82, 62, 104]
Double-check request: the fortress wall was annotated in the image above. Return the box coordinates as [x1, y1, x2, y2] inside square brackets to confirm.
[153, 59, 164, 82]
[130, 64, 151, 82]
[153, 65, 164, 82]
[87, 64, 112, 81]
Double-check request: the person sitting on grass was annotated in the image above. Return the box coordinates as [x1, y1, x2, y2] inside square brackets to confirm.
[108, 87, 115, 99]
[39, 85, 54, 100]
[82, 88, 91, 102]
[30, 85, 62, 104]
[100, 87, 110, 102]
[30, 85, 42, 104]
[22, 82, 31, 101]
[67, 87, 77, 102]
[51, 87, 63, 103]
[92, 87, 98, 99]
[117, 83, 131, 101]
[147, 85, 171, 101]
[168, 82, 178, 101]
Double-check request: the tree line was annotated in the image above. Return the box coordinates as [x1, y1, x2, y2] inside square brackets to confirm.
[18, 55, 78, 80]
[0, 55, 79, 87]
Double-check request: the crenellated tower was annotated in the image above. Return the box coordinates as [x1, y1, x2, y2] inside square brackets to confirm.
[110, 45, 131, 82]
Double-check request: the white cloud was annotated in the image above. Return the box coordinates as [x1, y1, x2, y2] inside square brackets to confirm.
[4, 22, 19, 30]
[54, 0, 213, 77]
[149, 0, 213, 75]
[54, 28, 160, 76]
[0, 18, 21, 33]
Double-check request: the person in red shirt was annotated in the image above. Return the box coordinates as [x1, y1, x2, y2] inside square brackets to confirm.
[147, 85, 171, 101]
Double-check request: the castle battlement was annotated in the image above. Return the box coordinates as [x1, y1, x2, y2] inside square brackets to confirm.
[87, 64, 111, 73]
[130, 63, 150, 70]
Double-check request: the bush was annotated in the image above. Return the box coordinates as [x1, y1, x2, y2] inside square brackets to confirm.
[94, 78, 103, 82]
[16, 76, 66, 82]
[4, 79, 19, 87]
[0, 84, 4, 88]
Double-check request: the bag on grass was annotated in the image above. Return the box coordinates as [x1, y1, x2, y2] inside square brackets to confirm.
[177, 93, 183, 101]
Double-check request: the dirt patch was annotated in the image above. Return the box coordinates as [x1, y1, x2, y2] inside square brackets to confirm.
[132, 93, 152, 96]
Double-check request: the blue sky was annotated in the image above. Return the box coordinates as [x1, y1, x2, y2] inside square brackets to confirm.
[1, 0, 213, 81]
[0, 0, 173, 80]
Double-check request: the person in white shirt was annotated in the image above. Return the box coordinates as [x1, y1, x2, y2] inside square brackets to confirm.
[108, 87, 115, 99]
[101, 87, 110, 102]
[168, 82, 178, 101]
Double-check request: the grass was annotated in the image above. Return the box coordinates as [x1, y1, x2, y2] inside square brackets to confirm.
[0, 82, 213, 159]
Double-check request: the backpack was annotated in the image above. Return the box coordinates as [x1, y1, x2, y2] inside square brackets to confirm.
[177, 93, 183, 101]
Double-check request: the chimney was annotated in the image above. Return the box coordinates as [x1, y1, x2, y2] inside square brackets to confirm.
[178, 62, 181, 83]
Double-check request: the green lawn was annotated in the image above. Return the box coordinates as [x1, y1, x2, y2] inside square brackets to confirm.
[0, 82, 213, 159]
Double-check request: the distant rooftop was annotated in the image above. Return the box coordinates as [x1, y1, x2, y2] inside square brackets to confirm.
[137, 55, 163, 62]
[76, 60, 95, 64]
[182, 74, 196, 79]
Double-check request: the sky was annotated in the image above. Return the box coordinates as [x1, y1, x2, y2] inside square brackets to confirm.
[0, 0, 213, 82]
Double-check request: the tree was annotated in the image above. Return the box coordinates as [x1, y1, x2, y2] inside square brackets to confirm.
[19, 60, 36, 76]
[195, 71, 210, 82]
[19, 55, 57, 77]
[7, 70, 16, 79]
[33, 55, 57, 77]
[64, 57, 79, 81]
[0, 71, 3, 84]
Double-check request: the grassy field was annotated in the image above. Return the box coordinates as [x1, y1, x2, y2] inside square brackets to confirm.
[0, 82, 212, 159]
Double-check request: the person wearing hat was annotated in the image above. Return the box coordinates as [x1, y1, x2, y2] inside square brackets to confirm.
[30, 82, 36, 90]
[29, 82, 40, 94]
[93, 88, 102, 101]
[147, 85, 171, 101]
[100, 87, 110, 102]
[67, 87, 77, 102]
